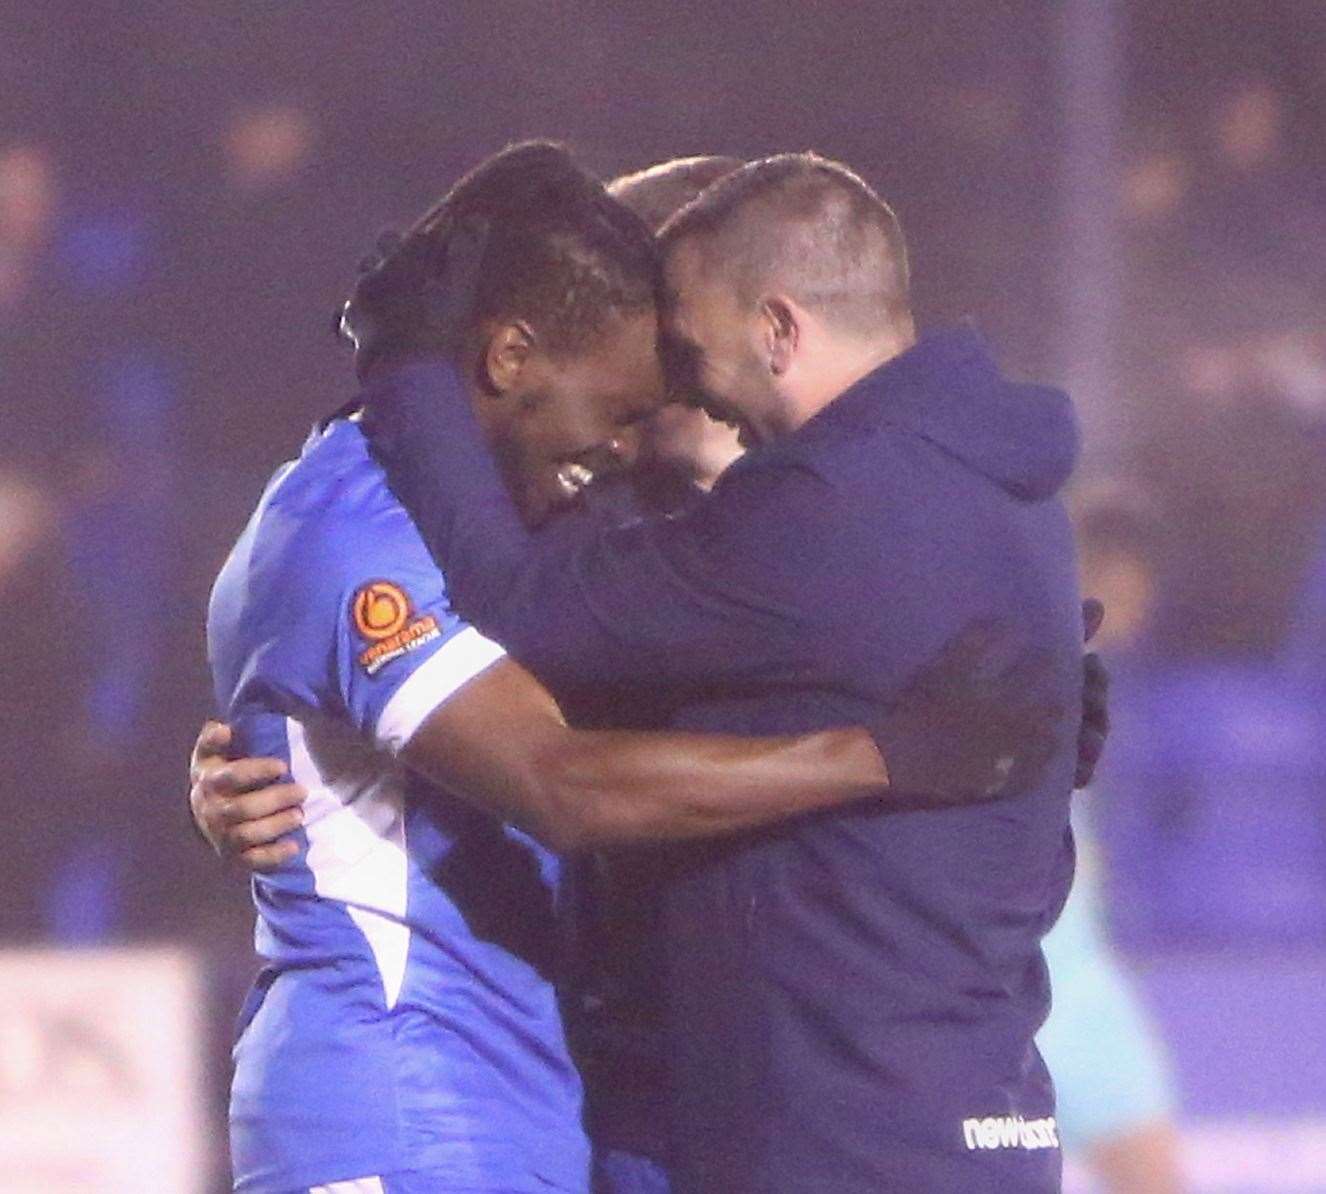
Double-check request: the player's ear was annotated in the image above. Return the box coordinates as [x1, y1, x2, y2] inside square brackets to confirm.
[481, 320, 536, 396]
[758, 296, 799, 377]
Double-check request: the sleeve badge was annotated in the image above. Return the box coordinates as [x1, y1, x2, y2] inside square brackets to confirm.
[351, 580, 441, 675]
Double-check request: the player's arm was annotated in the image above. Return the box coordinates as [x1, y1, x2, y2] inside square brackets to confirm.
[403, 613, 1063, 852]
[399, 655, 887, 851]
[187, 690, 880, 861]
[188, 616, 1061, 862]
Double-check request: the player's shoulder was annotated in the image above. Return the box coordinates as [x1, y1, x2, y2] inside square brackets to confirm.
[236, 418, 438, 616]
[269, 417, 390, 523]
[271, 419, 422, 562]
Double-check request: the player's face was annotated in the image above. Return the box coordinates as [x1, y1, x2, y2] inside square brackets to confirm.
[488, 310, 667, 526]
[659, 239, 781, 448]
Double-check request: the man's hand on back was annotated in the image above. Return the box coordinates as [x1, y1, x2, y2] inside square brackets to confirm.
[873, 620, 1065, 807]
[189, 721, 307, 872]
[1076, 597, 1110, 789]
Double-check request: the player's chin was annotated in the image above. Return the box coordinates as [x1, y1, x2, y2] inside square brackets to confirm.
[520, 474, 580, 527]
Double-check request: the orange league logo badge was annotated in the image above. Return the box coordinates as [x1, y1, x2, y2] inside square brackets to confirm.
[353, 580, 412, 641]
[351, 580, 442, 677]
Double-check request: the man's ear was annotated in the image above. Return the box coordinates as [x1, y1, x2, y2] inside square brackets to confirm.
[481, 321, 536, 395]
[759, 297, 799, 376]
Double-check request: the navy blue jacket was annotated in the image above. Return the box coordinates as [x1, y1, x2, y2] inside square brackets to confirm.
[362, 329, 1083, 1193]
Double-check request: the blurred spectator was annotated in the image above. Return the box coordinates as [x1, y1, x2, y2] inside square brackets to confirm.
[46, 355, 192, 944]
[1065, 496, 1181, 948]
[0, 145, 56, 251]
[0, 469, 51, 578]
[1039, 498, 1185, 1194]
[0, 143, 56, 309]
[1120, 150, 1188, 223]
[1137, 340, 1326, 658]
[222, 104, 316, 192]
[1083, 483, 1326, 952]
[0, 463, 78, 941]
[1214, 80, 1283, 172]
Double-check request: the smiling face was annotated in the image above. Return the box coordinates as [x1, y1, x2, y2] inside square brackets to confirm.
[659, 236, 784, 448]
[474, 308, 667, 525]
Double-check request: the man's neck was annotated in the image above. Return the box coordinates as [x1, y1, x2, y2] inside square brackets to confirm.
[782, 325, 917, 434]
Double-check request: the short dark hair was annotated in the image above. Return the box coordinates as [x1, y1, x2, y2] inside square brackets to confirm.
[345, 141, 659, 377]
[608, 155, 745, 233]
[658, 152, 910, 336]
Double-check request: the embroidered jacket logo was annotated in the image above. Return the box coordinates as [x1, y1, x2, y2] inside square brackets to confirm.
[962, 1115, 1060, 1152]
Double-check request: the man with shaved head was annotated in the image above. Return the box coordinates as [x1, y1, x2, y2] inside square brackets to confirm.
[654, 154, 915, 451]
[665, 153, 913, 344]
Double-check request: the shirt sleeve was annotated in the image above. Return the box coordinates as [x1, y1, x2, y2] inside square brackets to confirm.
[333, 538, 507, 753]
[360, 360, 842, 699]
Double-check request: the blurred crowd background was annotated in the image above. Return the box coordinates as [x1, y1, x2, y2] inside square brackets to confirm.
[1, 2, 1323, 1190]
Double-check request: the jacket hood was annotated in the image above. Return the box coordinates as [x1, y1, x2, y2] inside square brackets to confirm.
[833, 327, 1080, 502]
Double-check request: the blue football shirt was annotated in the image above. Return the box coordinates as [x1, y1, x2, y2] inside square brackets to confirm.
[207, 416, 590, 1193]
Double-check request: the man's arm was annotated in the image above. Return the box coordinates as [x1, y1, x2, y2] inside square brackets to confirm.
[188, 691, 880, 863]
[361, 361, 830, 696]
[400, 656, 888, 852]
[189, 721, 306, 869]
[189, 618, 1063, 863]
